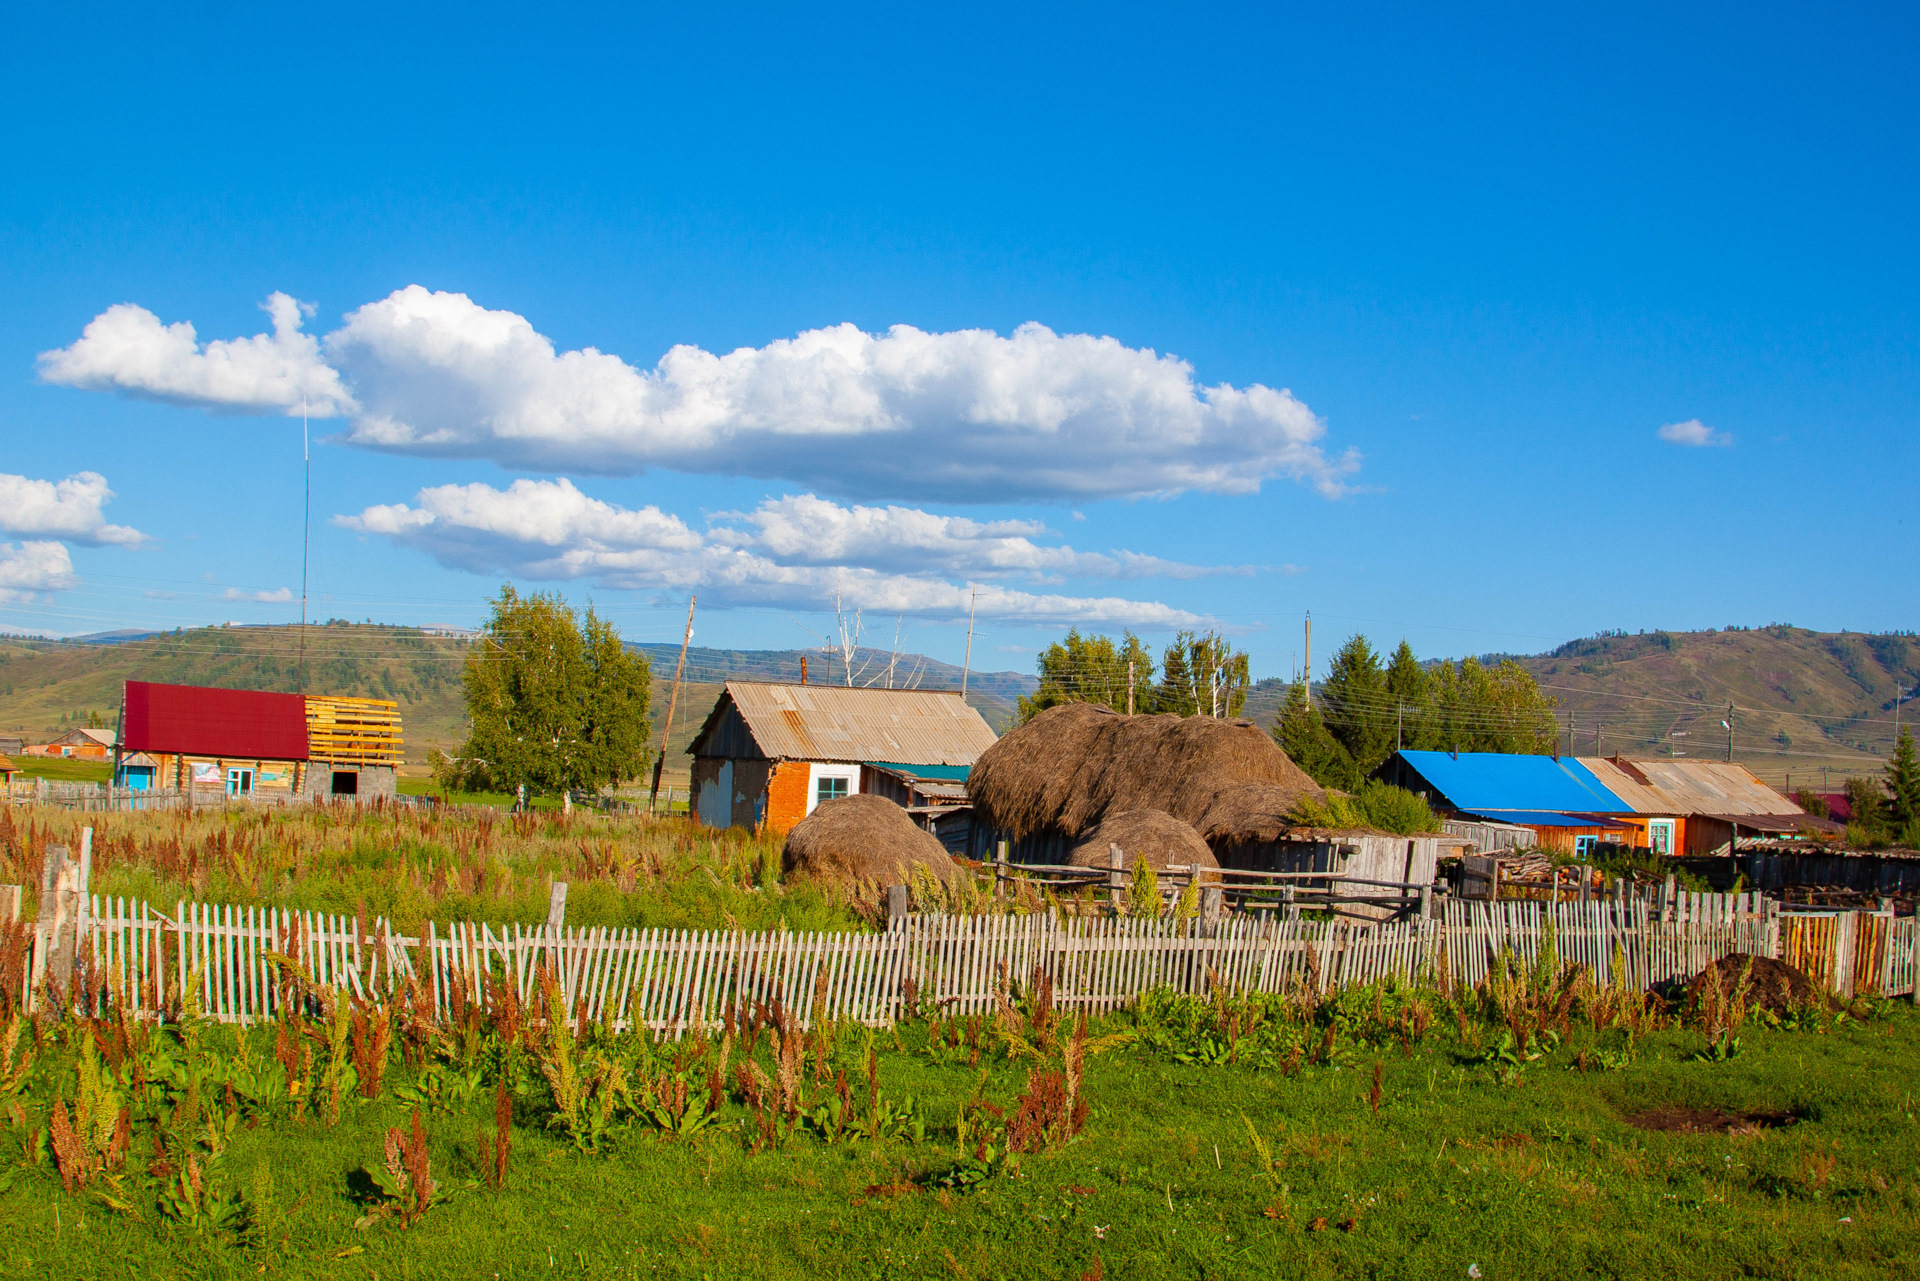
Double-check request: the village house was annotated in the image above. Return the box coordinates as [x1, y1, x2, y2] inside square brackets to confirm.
[29, 727, 116, 760]
[686, 682, 998, 836]
[1375, 749, 1819, 855]
[113, 680, 404, 800]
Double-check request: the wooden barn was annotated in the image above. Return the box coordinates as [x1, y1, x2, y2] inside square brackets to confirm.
[31, 727, 116, 760]
[686, 682, 998, 836]
[113, 680, 403, 800]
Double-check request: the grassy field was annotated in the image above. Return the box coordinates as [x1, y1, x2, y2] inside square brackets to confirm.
[0, 969, 1914, 1280]
[0, 806, 859, 935]
[6, 758, 113, 784]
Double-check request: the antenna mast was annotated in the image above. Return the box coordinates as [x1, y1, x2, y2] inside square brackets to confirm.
[961, 586, 978, 697]
[299, 397, 310, 692]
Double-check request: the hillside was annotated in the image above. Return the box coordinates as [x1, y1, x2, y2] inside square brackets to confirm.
[0, 624, 1038, 782]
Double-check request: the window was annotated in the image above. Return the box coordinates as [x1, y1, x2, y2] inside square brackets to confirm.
[226, 768, 253, 797]
[331, 771, 359, 797]
[816, 776, 848, 806]
[1574, 834, 1598, 860]
[1647, 819, 1675, 857]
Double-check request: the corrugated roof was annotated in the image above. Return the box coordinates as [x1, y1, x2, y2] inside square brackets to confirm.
[1393, 750, 1630, 813]
[1462, 809, 1637, 829]
[121, 680, 310, 761]
[696, 682, 999, 766]
[1578, 757, 1802, 817]
[867, 762, 972, 781]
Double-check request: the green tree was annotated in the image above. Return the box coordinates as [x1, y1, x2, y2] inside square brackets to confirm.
[1886, 726, 1920, 833]
[1153, 632, 1250, 717]
[453, 585, 653, 798]
[1319, 635, 1394, 776]
[1273, 679, 1359, 789]
[1384, 639, 1429, 750]
[1017, 630, 1155, 721]
[1424, 656, 1558, 755]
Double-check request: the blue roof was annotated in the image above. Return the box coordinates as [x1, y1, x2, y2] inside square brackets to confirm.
[1393, 750, 1629, 813]
[1462, 809, 1637, 829]
[866, 761, 972, 781]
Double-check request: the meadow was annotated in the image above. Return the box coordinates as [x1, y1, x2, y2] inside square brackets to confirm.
[0, 953, 1914, 1280]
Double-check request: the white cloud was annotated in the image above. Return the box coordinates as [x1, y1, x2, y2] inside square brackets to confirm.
[42, 286, 1359, 502]
[220, 586, 295, 603]
[1657, 418, 1734, 447]
[0, 471, 146, 546]
[338, 479, 1214, 627]
[0, 541, 78, 603]
[38, 293, 352, 417]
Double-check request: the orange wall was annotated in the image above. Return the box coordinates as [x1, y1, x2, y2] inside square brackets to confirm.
[763, 761, 810, 835]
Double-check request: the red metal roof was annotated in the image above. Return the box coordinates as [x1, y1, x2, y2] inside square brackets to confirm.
[120, 681, 310, 761]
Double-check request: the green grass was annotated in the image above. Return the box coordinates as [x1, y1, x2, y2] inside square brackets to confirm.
[3, 992, 1917, 1279]
[10, 757, 112, 783]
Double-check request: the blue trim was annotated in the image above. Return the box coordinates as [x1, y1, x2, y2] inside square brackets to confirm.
[865, 761, 971, 781]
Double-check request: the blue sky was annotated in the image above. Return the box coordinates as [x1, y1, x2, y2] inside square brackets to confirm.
[2, 2, 1914, 677]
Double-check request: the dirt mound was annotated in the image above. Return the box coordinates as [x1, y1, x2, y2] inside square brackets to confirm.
[782, 794, 957, 888]
[967, 703, 1324, 843]
[1066, 809, 1218, 873]
[1686, 953, 1819, 1014]
[1622, 1106, 1796, 1135]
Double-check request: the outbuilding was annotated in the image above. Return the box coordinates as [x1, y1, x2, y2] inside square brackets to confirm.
[686, 682, 999, 836]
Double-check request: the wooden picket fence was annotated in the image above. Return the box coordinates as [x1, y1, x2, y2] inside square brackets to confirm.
[36, 893, 1920, 1033]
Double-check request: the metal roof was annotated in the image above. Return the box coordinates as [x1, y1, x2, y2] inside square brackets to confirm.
[867, 762, 972, 781]
[1462, 809, 1637, 829]
[692, 681, 999, 766]
[121, 680, 310, 761]
[1578, 757, 1803, 817]
[1392, 750, 1630, 813]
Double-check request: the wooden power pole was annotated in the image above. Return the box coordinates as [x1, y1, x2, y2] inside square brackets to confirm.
[649, 596, 697, 816]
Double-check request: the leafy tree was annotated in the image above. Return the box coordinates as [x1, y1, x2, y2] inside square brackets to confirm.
[1423, 655, 1558, 755]
[452, 585, 653, 798]
[1887, 726, 1920, 833]
[1153, 632, 1250, 717]
[1017, 630, 1155, 721]
[1319, 635, 1395, 777]
[1384, 640, 1429, 749]
[1273, 679, 1360, 789]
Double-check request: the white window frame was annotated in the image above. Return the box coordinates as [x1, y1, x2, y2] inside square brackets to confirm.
[227, 767, 254, 797]
[1647, 819, 1676, 856]
[805, 763, 860, 816]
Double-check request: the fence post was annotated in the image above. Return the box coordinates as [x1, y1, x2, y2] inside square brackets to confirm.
[1200, 886, 1224, 933]
[33, 843, 87, 998]
[545, 881, 568, 990]
[886, 883, 909, 929]
[0, 885, 19, 923]
[996, 840, 1009, 900]
[1108, 844, 1125, 913]
[1281, 883, 1297, 921]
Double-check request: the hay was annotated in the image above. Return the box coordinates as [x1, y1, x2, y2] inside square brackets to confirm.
[967, 703, 1325, 842]
[1685, 952, 1820, 1015]
[1066, 809, 1218, 872]
[781, 794, 957, 888]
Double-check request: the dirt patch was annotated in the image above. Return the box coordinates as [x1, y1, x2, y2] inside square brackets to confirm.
[1622, 1106, 1797, 1135]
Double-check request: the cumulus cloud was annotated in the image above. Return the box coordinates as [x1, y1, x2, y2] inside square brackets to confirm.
[43, 286, 1359, 502]
[220, 586, 295, 603]
[0, 541, 78, 603]
[38, 292, 352, 416]
[338, 479, 1214, 626]
[0, 471, 146, 546]
[1657, 418, 1734, 447]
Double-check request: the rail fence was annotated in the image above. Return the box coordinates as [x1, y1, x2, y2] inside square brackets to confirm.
[17, 890, 1915, 1033]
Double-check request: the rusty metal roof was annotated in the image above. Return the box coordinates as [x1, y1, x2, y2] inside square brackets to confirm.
[1577, 756, 1803, 817]
[693, 681, 999, 766]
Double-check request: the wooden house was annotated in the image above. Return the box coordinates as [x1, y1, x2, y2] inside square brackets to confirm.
[0, 753, 18, 783]
[114, 680, 403, 800]
[1578, 756, 1828, 854]
[32, 727, 116, 760]
[686, 682, 998, 835]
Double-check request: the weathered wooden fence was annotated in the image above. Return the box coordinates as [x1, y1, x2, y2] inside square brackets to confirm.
[24, 891, 1916, 1032]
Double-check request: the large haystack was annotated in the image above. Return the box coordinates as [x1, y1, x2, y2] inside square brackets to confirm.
[967, 703, 1325, 842]
[782, 794, 958, 888]
[1067, 808, 1219, 872]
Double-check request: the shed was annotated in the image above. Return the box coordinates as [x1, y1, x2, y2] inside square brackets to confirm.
[0, 753, 17, 782]
[686, 682, 999, 835]
[1579, 756, 1818, 855]
[33, 727, 116, 760]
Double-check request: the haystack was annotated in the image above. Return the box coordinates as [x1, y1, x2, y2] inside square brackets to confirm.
[781, 794, 957, 888]
[967, 703, 1325, 844]
[1067, 808, 1219, 873]
[1685, 953, 1819, 1015]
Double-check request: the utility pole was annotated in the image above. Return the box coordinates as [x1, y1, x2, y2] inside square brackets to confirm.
[1396, 702, 1403, 753]
[298, 396, 310, 693]
[1127, 660, 1136, 716]
[961, 586, 977, 697]
[1725, 702, 1735, 763]
[648, 596, 697, 816]
[1303, 611, 1312, 709]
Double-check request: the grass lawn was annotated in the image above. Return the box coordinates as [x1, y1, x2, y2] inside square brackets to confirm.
[10, 757, 112, 783]
[4, 994, 1916, 1280]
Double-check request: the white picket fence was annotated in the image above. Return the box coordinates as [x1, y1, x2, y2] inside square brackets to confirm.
[41, 892, 1919, 1033]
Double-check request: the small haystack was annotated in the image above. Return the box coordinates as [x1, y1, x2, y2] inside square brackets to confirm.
[967, 703, 1325, 843]
[1686, 953, 1820, 1015]
[782, 794, 957, 888]
[1067, 809, 1219, 872]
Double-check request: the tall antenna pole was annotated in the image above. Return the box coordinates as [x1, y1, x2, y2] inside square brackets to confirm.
[961, 585, 978, 697]
[1303, 610, 1312, 708]
[299, 397, 311, 692]
[649, 595, 697, 817]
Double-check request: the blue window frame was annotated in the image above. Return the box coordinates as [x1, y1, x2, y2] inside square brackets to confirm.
[816, 776, 848, 805]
